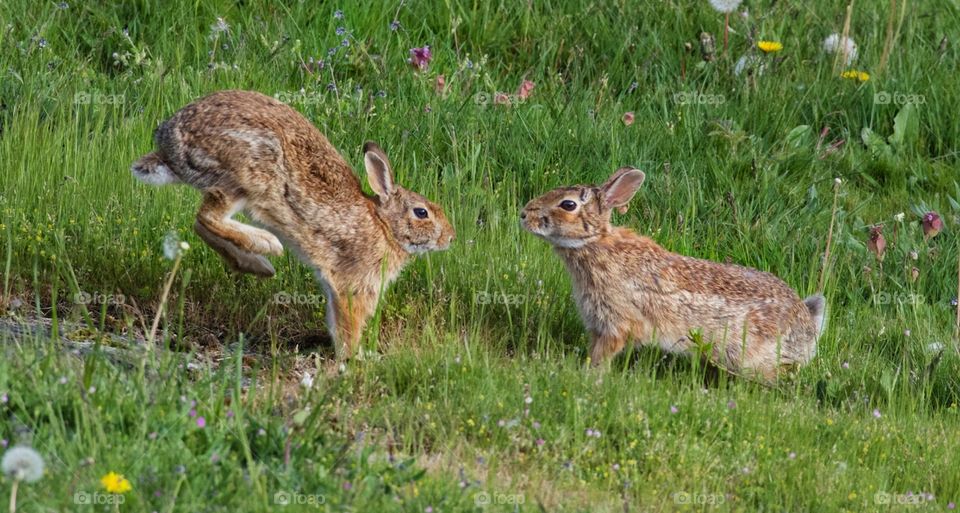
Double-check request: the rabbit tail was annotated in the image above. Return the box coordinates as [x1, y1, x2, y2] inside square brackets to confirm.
[131, 152, 179, 186]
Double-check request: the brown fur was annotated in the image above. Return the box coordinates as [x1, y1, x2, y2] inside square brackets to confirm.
[132, 90, 455, 359]
[521, 168, 825, 382]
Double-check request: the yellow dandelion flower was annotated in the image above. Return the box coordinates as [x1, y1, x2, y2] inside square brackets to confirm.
[840, 70, 870, 82]
[758, 40, 783, 53]
[100, 472, 132, 494]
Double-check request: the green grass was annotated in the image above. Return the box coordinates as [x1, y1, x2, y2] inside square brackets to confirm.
[2, 0, 960, 511]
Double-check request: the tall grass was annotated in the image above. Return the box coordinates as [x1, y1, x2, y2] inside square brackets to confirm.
[1, 0, 959, 511]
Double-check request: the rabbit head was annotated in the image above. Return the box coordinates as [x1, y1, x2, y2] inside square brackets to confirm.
[363, 142, 455, 254]
[520, 167, 645, 248]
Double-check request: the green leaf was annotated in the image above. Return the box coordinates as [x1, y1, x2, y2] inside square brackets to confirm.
[785, 125, 812, 149]
[861, 127, 893, 161]
[292, 408, 310, 426]
[889, 103, 919, 150]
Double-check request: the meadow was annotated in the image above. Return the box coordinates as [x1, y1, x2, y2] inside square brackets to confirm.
[1, 0, 960, 511]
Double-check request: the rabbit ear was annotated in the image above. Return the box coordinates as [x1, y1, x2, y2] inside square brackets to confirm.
[363, 141, 395, 198]
[601, 167, 645, 213]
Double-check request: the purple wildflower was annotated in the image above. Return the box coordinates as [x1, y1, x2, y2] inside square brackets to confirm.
[408, 46, 432, 71]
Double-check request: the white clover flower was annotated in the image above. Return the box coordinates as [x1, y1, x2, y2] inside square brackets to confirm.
[708, 0, 742, 13]
[894, 212, 905, 222]
[823, 34, 858, 66]
[2, 446, 45, 483]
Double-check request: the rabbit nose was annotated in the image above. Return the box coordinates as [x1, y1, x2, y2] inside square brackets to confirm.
[520, 210, 527, 220]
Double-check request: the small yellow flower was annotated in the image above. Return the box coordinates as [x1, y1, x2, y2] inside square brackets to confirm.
[840, 70, 870, 82]
[758, 40, 783, 53]
[100, 472, 132, 494]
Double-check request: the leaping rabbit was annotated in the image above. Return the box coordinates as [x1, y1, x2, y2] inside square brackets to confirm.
[132, 90, 455, 359]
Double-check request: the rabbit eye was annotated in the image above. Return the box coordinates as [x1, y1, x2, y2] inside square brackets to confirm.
[413, 207, 429, 219]
[559, 200, 578, 212]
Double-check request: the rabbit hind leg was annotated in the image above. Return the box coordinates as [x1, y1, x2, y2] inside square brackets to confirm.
[194, 220, 276, 278]
[195, 189, 283, 256]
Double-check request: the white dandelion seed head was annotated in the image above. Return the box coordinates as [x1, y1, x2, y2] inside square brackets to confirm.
[2, 446, 45, 483]
[708, 0, 743, 14]
[734, 54, 764, 77]
[300, 372, 314, 389]
[162, 231, 185, 260]
[212, 17, 230, 34]
[823, 34, 858, 65]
